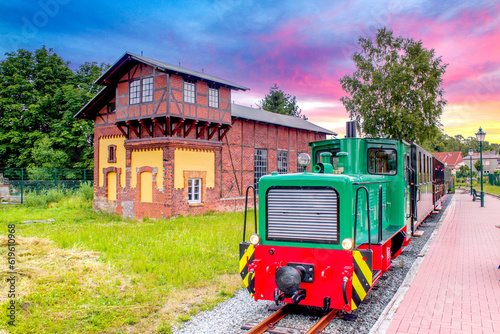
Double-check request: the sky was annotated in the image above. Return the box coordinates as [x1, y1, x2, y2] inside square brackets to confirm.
[1, 0, 499, 143]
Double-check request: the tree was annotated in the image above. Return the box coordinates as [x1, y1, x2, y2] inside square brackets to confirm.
[0, 47, 108, 168]
[474, 159, 482, 173]
[257, 84, 307, 119]
[421, 130, 499, 156]
[457, 165, 470, 179]
[340, 28, 447, 143]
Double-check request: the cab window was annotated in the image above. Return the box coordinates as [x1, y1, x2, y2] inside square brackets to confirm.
[315, 148, 340, 169]
[368, 148, 397, 175]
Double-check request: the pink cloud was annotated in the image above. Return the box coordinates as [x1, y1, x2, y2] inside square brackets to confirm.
[229, 3, 500, 142]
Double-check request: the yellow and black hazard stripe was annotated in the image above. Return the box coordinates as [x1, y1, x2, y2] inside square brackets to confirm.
[239, 242, 256, 296]
[351, 250, 373, 310]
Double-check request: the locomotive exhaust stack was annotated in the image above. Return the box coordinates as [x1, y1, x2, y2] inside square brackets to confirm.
[346, 120, 357, 138]
[313, 152, 333, 174]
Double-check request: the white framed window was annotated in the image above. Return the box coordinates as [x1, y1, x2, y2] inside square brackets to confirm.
[183, 80, 196, 104]
[254, 149, 267, 189]
[188, 178, 201, 203]
[277, 151, 288, 174]
[208, 86, 219, 108]
[142, 77, 154, 102]
[129, 77, 154, 104]
[129, 80, 141, 104]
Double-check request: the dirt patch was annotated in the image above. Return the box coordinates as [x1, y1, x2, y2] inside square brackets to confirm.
[119, 273, 242, 333]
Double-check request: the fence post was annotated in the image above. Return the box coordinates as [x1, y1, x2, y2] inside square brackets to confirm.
[83, 169, 86, 183]
[54, 168, 57, 188]
[21, 168, 24, 204]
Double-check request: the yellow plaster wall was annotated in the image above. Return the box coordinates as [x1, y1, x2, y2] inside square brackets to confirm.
[107, 172, 117, 200]
[174, 149, 215, 189]
[131, 149, 163, 188]
[140, 172, 153, 202]
[98, 136, 126, 187]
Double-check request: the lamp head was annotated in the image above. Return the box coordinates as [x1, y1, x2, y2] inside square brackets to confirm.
[475, 127, 486, 142]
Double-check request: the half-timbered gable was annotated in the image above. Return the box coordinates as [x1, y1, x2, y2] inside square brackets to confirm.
[76, 52, 335, 219]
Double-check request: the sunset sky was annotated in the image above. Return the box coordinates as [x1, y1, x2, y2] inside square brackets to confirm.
[1, 0, 499, 143]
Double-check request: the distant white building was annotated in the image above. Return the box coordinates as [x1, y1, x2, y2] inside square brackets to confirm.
[460, 152, 500, 175]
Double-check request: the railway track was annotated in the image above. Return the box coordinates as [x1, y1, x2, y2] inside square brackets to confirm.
[241, 304, 341, 334]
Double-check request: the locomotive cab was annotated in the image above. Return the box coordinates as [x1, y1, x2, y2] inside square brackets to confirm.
[240, 137, 425, 312]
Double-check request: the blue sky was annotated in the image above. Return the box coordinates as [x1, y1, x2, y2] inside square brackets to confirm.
[1, 0, 499, 141]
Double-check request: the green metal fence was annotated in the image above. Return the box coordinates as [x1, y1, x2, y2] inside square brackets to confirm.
[489, 173, 500, 186]
[0, 168, 93, 204]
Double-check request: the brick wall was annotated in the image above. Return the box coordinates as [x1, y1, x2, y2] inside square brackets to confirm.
[93, 117, 323, 219]
[220, 118, 317, 200]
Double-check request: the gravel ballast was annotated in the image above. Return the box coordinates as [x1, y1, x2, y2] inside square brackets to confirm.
[173, 195, 452, 334]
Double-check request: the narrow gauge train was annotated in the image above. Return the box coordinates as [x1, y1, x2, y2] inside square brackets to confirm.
[239, 129, 450, 312]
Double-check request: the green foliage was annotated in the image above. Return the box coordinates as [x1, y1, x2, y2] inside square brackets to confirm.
[24, 187, 71, 207]
[340, 28, 447, 143]
[257, 84, 307, 119]
[474, 159, 482, 172]
[76, 181, 94, 201]
[421, 132, 499, 155]
[23, 182, 93, 208]
[0, 47, 109, 168]
[456, 165, 470, 179]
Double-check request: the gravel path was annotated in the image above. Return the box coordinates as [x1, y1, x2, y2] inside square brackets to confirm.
[173, 195, 452, 334]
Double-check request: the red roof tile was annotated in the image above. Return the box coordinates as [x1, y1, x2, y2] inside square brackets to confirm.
[433, 151, 464, 168]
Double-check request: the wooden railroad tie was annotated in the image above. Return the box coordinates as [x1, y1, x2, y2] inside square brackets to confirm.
[413, 230, 425, 237]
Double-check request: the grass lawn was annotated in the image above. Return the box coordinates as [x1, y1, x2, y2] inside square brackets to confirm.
[455, 180, 500, 196]
[0, 187, 254, 333]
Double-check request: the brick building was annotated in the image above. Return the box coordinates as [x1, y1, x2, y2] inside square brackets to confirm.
[76, 52, 335, 219]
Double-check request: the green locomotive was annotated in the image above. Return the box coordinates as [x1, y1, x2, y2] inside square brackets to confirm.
[239, 130, 444, 312]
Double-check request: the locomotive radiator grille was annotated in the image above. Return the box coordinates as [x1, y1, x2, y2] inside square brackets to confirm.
[267, 187, 339, 243]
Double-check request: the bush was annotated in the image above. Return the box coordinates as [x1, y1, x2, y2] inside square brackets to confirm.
[76, 181, 94, 201]
[24, 182, 93, 208]
[25, 187, 73, 208]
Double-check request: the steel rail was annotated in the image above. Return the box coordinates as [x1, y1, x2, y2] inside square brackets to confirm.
[305, 309, 340, 334]
[245, 304, 294, 334]
[243, 304, 341, 334]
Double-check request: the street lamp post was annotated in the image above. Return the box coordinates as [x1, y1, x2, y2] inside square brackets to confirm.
[475, 127, 486, 207]
[469, 147, 473, 195]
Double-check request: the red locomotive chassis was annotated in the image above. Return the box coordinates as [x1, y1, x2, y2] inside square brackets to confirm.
[244, 244, 387, 312]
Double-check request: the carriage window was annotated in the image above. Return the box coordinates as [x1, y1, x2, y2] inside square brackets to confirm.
[419, 152, 422, 183]
[368, 148, 397, 175]
[426, 156, 429, 182]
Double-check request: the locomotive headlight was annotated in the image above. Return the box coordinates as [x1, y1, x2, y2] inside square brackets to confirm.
[342, 238, 353, 250]
[249, 233, 260, 245]
[297, 153, 311, 168]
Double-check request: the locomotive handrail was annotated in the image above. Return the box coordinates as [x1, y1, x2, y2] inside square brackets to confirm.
[378, 185, 383, 242]
[407, 166, 417, 222]
[353, 186, 372, 250]
[243, 185, 258, 242]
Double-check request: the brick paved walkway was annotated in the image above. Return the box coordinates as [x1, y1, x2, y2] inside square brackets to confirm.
[385, 193, 500, 334]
